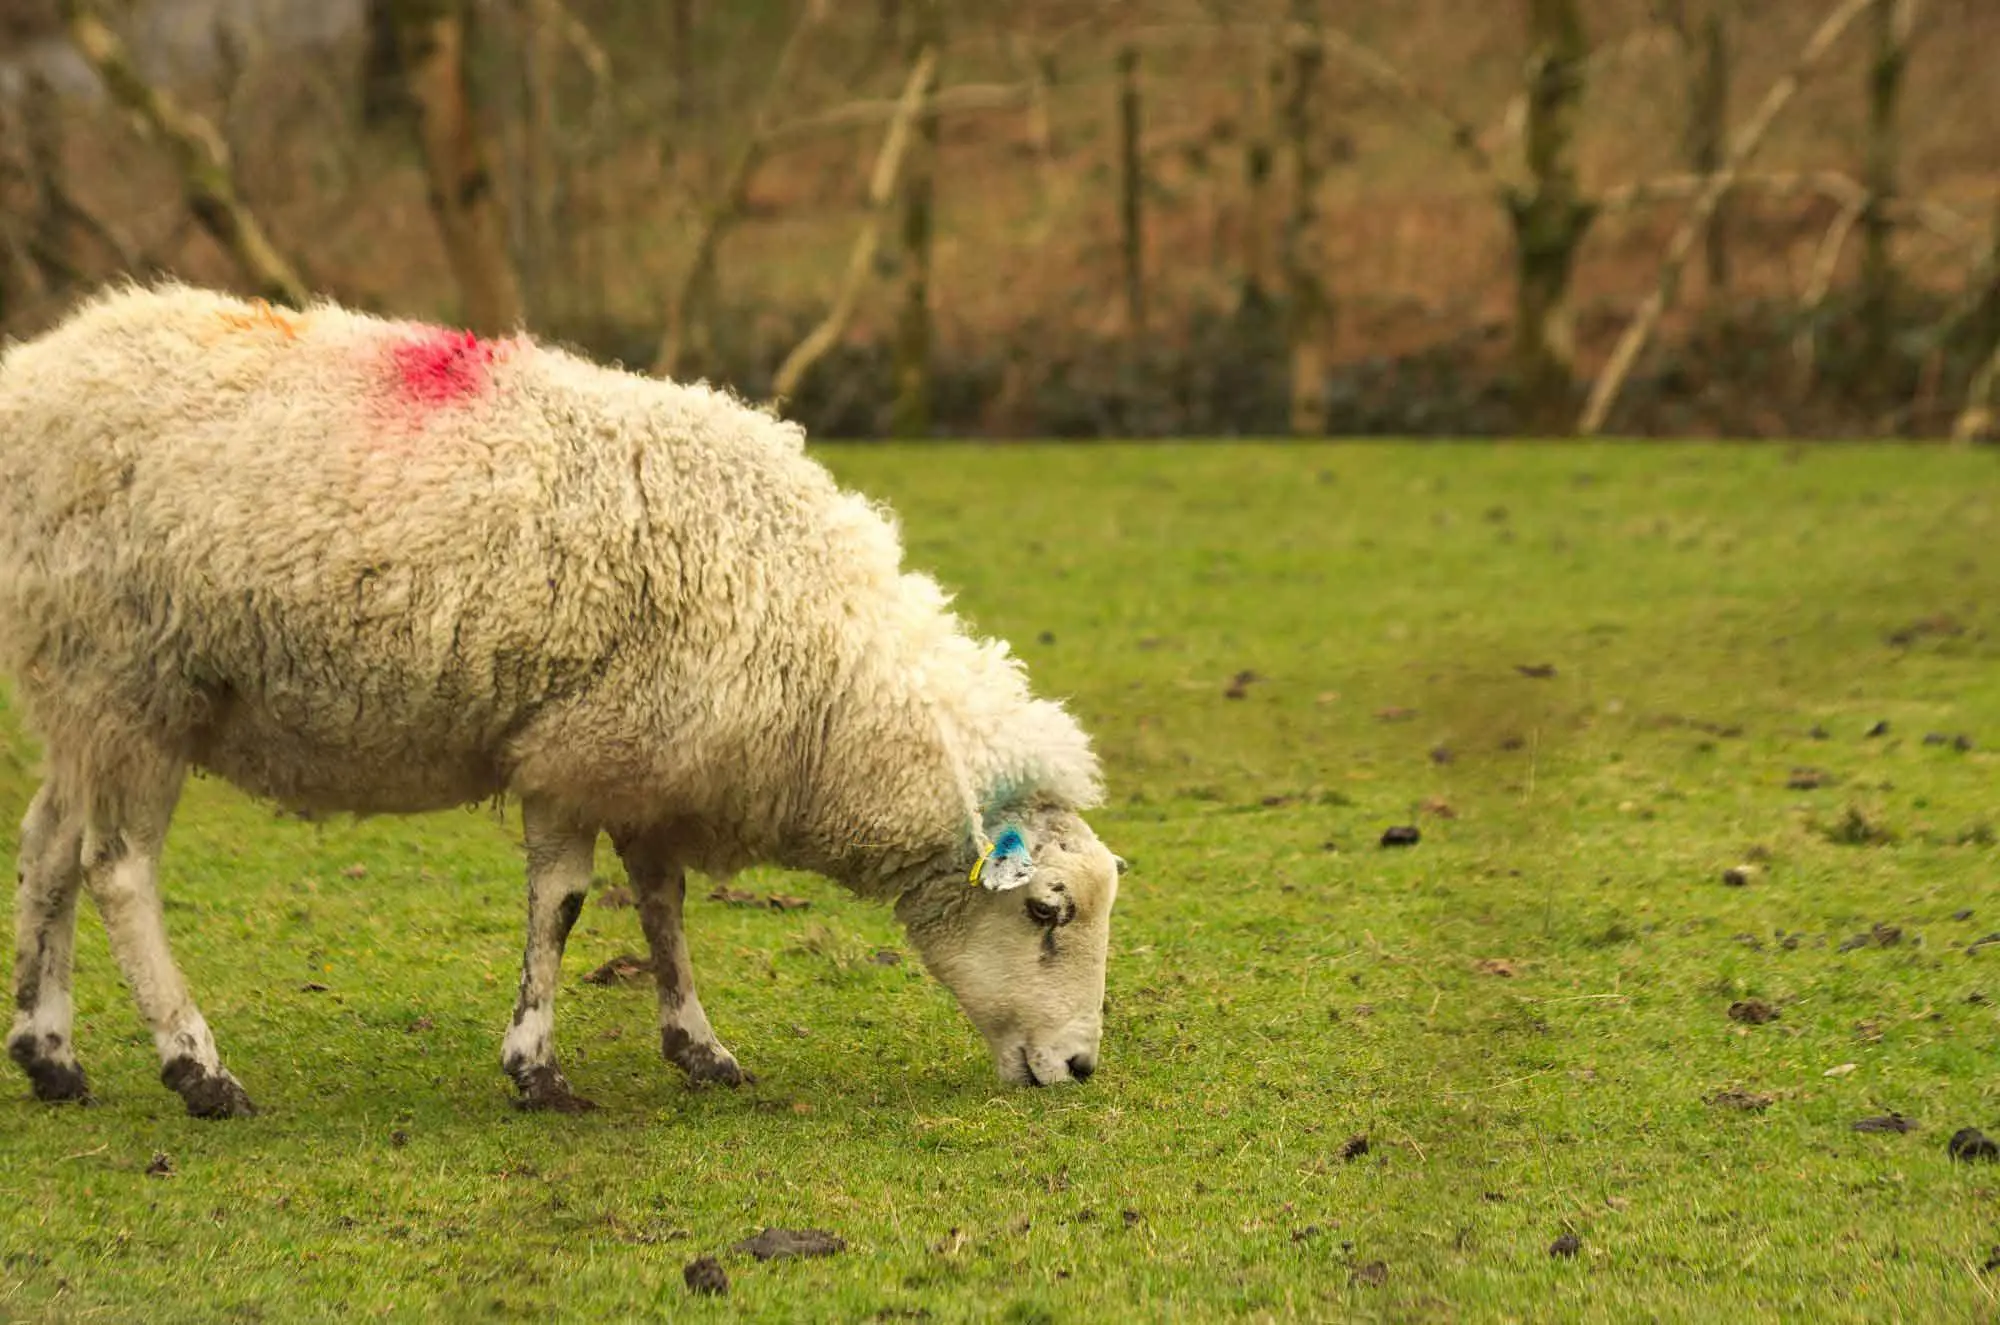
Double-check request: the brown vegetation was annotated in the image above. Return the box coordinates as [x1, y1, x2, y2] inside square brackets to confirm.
[1, 0, 1997, 439]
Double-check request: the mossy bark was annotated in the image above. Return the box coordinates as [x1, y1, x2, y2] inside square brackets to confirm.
[1507, 0, 1594, 436]
[1280, 0, 1329, 437]
[1860, 0, 1908, 394]
[1687, 4, 1730, 292]
[890, 0, 941, 440]
[388, 0, 524, 335]
[1117, 43, 1145, 338]
[1239, 53, 1280, 310]
[60, 0, 307, 308]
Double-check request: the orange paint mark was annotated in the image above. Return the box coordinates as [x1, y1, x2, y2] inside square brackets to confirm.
[215, 299, 305, 340]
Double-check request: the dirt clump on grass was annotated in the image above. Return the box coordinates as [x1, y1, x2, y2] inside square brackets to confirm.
[733, 1228, 847, 1261]
[1851, 1114, 1914, 1134]
[1705, 1088, 1775, 1112]
[1947, 1128, 2000, 1162]
[582, 953, 652, 986]
[709, 885, 812, 911]
[1728, 999, 1780, 1025]
[1820, 807, 1896, 846]
[1839, 923, 1904, 953]
[683, 1256, 729, 1296]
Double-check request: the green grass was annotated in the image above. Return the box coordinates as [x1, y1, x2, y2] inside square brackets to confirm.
[3, 443, 1998, 1323]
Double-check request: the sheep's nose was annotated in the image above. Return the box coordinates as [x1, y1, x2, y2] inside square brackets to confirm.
[1066, 1054, 1096, 1082]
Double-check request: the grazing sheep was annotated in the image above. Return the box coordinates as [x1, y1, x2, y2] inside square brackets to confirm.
[0, 283, 1120, 1117]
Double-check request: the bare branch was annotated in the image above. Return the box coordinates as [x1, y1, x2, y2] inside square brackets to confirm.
[45, 179, 140, 270]
[771, 45, 938, 403]
[763, 83, 1030, 153]
[60, 0, 308, 307]
[1490, 25, 1684, 160]
[389, 0, 524, 334]
[1793, 191, 1868, 381]
[1317, 23, 1498, 184]
[1595, 168, 1976, 247]
[1579, 0, 1877, 436]
[533, 0, 612, 90]
[653, 0, 831, 378]
[1952, 340, 1999, 442]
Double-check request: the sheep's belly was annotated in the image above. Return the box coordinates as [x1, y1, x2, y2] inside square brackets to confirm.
[192, 690, 510, 817]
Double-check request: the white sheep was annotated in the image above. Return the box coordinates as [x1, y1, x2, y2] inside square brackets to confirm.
[0, 283, 1120, 1116]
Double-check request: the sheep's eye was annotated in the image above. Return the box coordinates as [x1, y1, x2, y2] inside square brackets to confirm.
[1025, 897, 1061, 927]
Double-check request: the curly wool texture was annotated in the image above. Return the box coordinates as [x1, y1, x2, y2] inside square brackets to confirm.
[0, 283, 1100, 891]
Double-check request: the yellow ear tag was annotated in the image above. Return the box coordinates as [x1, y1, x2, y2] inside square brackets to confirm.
[969, 826, 1033, 891]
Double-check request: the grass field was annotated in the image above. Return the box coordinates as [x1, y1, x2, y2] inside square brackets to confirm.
[2, 442, 1997, 1322]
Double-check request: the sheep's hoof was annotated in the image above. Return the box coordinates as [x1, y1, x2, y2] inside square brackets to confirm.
[511, 1064, 598, 1114]
[162, 1058, 257, 1119]
[669, 1037, 754, 1088]
[10, 1037, 92, 1104]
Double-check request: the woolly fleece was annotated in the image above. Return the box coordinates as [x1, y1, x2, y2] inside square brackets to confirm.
[0, 283, 1103, 892]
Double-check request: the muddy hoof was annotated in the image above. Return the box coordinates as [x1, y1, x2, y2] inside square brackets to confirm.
[30, 1061, 92, 1104]
[679, 1047, 754, 1088]
[162, 1058, 257, 1119]
[11, 1042, 92, 1104]
[511, 1065, 598, 1114]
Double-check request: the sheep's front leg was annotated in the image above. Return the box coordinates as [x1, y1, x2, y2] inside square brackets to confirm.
[614, 832, 750, 1087]
[503, 801, 597, 1113]
[81, 756, 254, 1118]
[8, 783, 90, 1103]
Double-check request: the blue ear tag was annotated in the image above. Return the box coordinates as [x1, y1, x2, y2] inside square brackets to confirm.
[969, 826, 1034, 891]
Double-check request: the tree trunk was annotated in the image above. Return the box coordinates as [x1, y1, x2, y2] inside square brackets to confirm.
[1507, 0, 1594, 436]
[389, 0, 523, 335]
[772, 45, 937, 402]
[513, 0, 560, 321]
[1240, 54, 1279, 309]
[1580, 0, 1876, 436]
[1955, 201, 2000, 442]
[0, 74, 70, 312]
[363, 0, 411, 128]
[1977, 200, 2000, 371]
[890, 0, 941, 440]
[1860, 0, 1910, 396]
[671, 0, 695, 124]
[0, 91, 40, 322]
[26, 73, 69, 289]
[1280, 0, 1329, 437]
[1687, 3, 1730, 292]
[60, 0, 308, 308]
[653, 0, 829, 378]
[1953, 335, 1999, 442]
[1117, 42, 1145, 337]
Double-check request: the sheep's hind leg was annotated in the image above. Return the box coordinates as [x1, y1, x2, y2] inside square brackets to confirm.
[615, 832, 750, 1088]
[502, 800, 598, 1113]
[81, 755, 255, 1118]
[8, 783, 91, 1103]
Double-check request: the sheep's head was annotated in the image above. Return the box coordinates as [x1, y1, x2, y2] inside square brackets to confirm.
[897, 806, 1122, 1086]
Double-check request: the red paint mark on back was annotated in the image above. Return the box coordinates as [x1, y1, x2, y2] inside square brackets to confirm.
[389, 327, 508, 409]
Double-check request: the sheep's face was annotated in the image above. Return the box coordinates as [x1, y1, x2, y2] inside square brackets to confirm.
[900, 809, 1121, 1087]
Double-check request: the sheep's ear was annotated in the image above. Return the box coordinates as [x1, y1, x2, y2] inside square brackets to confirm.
[1113, 854, 1130, 877]
[969, 826, 1035, 892]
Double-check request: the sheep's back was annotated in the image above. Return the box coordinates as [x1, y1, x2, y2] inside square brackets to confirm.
[0, 287, 664, 811]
